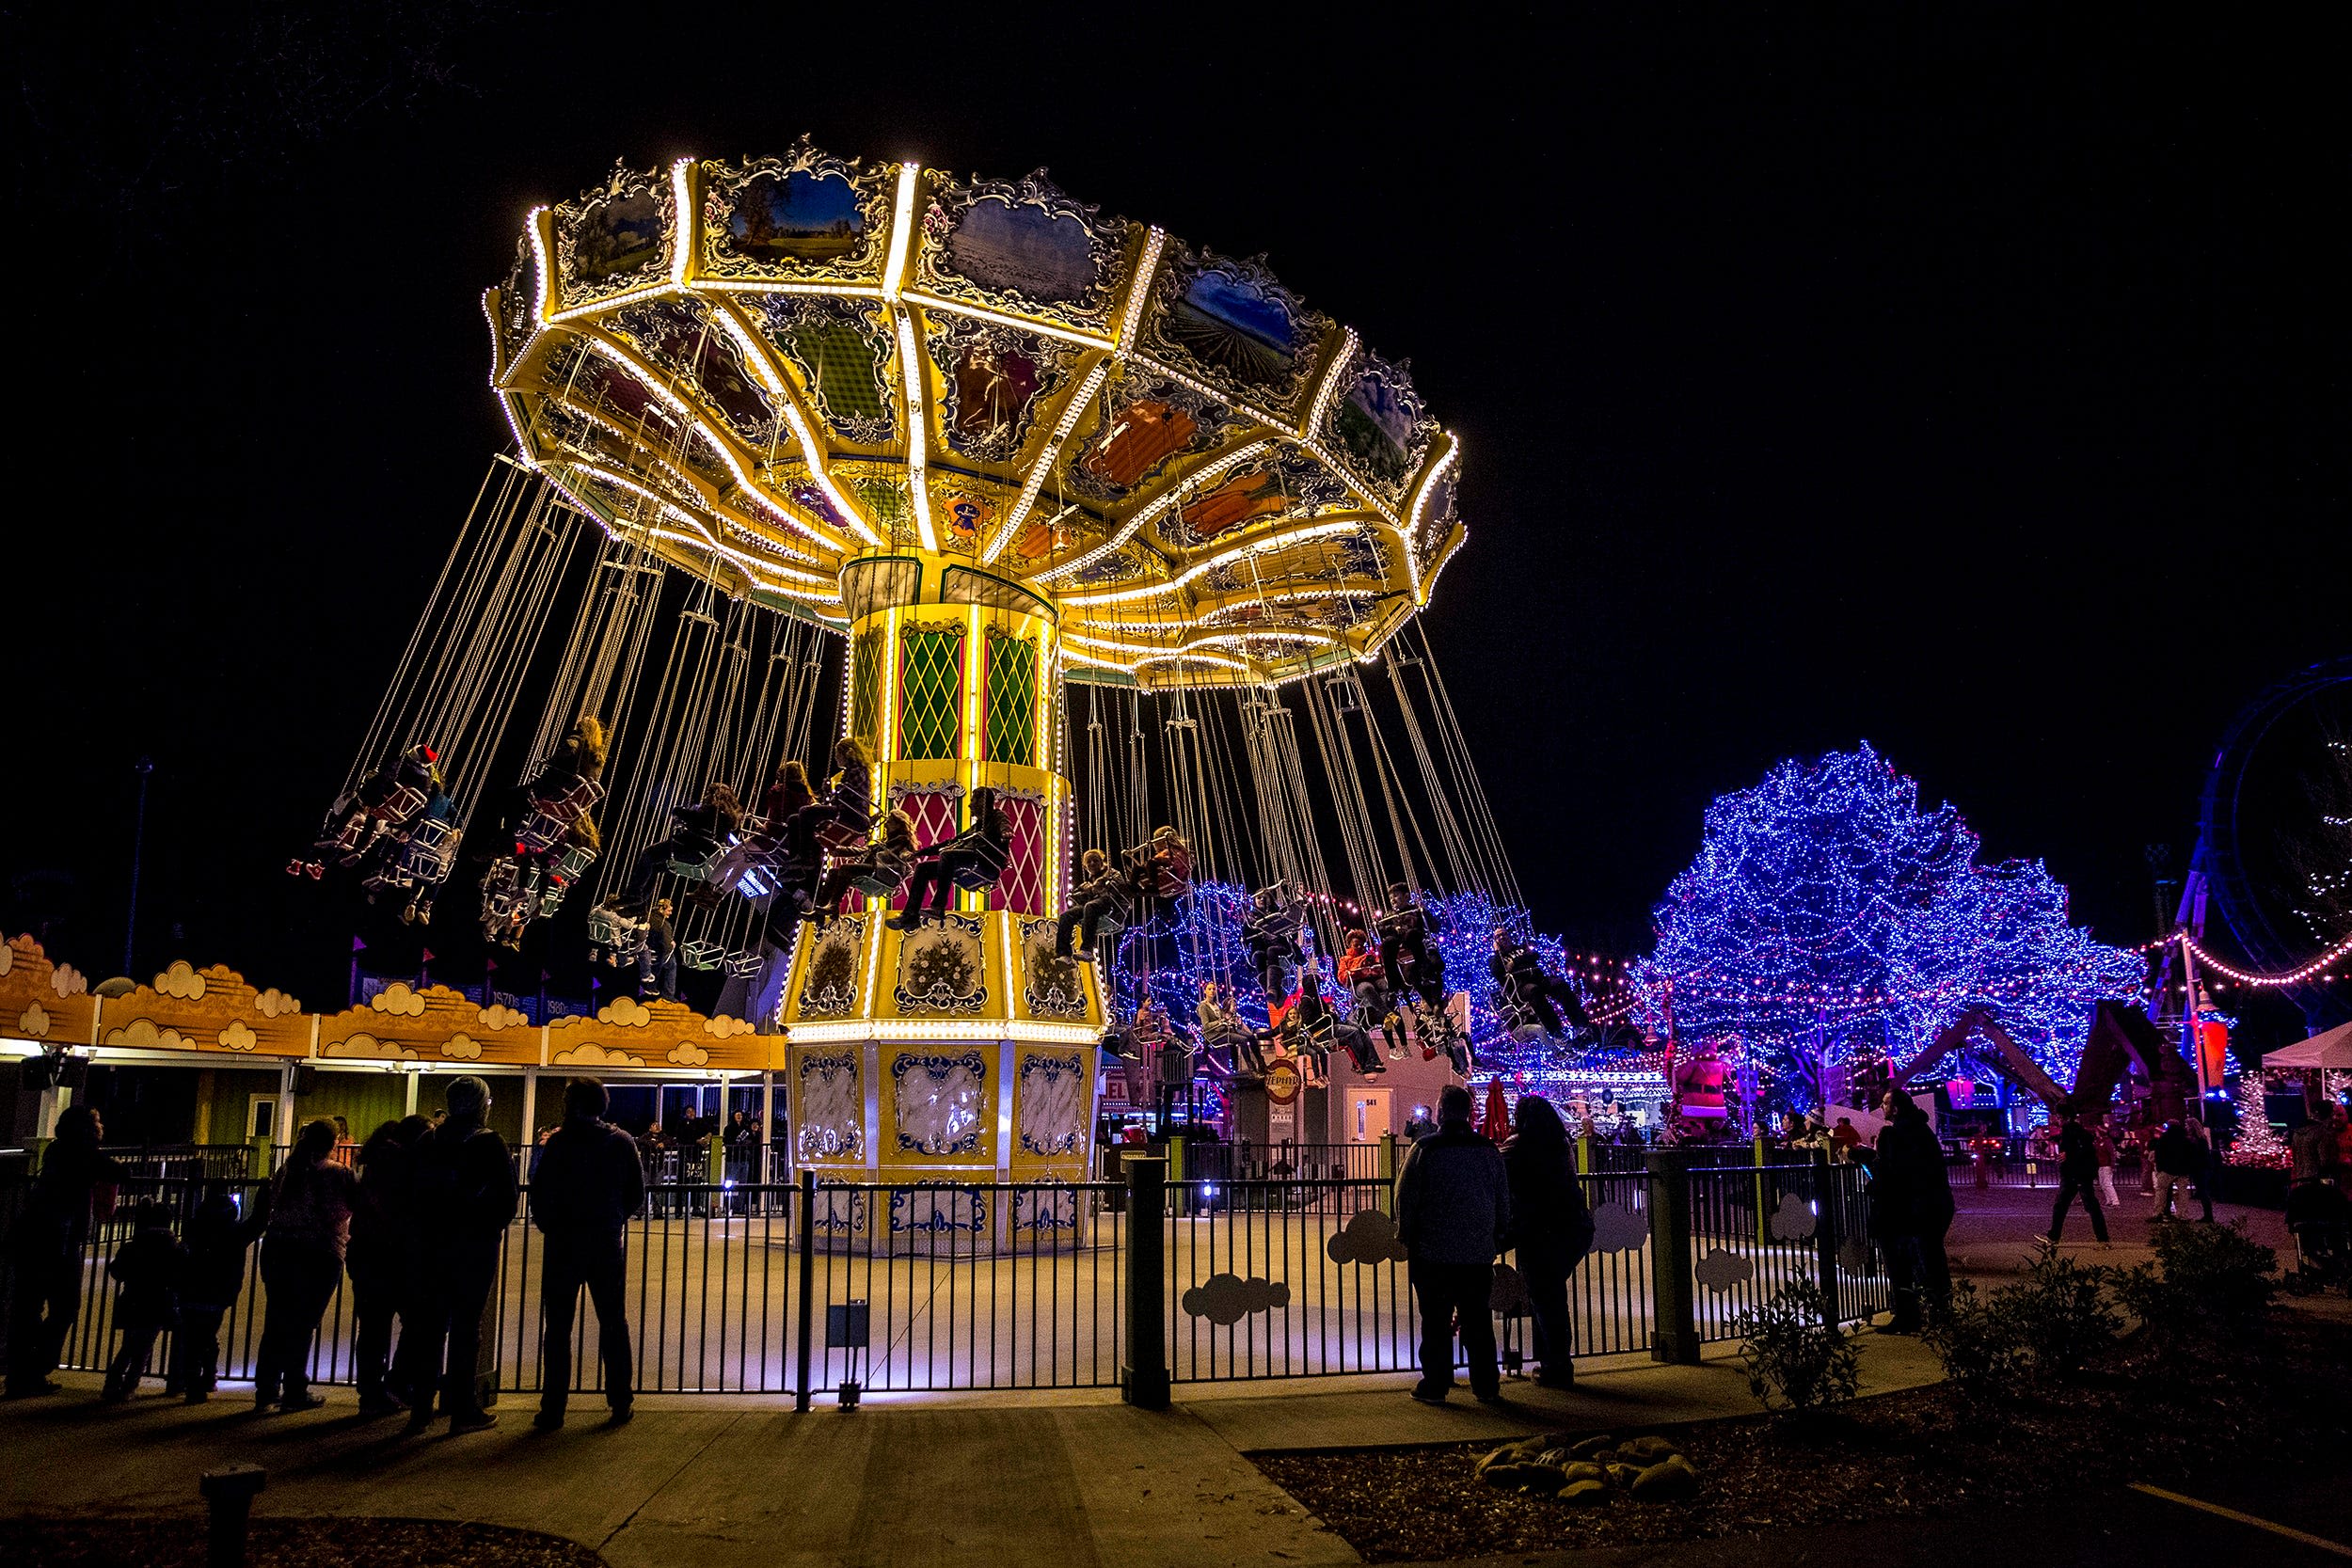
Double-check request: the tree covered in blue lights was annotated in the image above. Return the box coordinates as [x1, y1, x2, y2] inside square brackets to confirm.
[1630, 744, 2144, 1093]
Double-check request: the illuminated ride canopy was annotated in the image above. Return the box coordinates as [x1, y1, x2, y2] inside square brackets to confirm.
[486, 146, 1466, 689]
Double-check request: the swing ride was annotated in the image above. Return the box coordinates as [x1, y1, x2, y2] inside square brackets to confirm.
[287, 146, 1594, 1212]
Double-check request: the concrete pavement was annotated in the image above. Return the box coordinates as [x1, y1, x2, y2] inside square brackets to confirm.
[0, 1337, 1944, 1568]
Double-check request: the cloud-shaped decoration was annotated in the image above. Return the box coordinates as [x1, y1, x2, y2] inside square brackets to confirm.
[666, 1041, 710, 1068]
[477, 1003, 531, 1032]
[1590, 1200, 1651, 1254]
[597, 995, 652, 1027]
[217, 1021, 258, 1053]
[153, 960, 207, 1001]
[1326, 1208, 1410, 1265]
[52, 963, 87, 999]
[106, 1018, 192, 1050]
[1181, 1273, 1291, 1325]
[371, 983, 427, 1018]
[441, 1033, 484, 1061]
[1769, 1192, 1817, 1243]
[1693, 1247, 1756, 1292]
[0, 940, 11, 975]
[19, 1002, 50, 1039]
[552, 1040, 645, 1069]
[323, 1032, 418, 1061]
[703, 1013, 755, 1039]
[253, 988, 301, 1018]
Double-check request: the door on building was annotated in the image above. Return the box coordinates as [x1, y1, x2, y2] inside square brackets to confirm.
[246, 1094, 279, 1143]
[1345, 1088, 1392, 1144]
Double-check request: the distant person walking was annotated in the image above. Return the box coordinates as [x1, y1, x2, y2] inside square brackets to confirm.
[405, 1076, 517, 1433]
[2045, 1105, 2110, 1247]
[529, 1077, 648, 1429]
[350, 1117, 424, 1415]
[1394, 1083, 1511, 1405]
[255, 1118, 359, 1411]
[6, 1105, 124, 1399]
[2185, 1113, 2217, 1222]
[99, 1200, 185, 1402]
[2092, 1120, 2121, 1210]
[1868, 1089, 1957, 1332]
[1502, 1094, 1595, 1389]
[171, 1180, 266, 1402]
[2151, 1118, 2200, 1221]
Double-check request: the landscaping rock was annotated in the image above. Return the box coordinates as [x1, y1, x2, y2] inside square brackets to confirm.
[1556, 1479, 1609, 1506]
[1565, 1435, 1614, 1461]
[1617, 1434, 1678, 1465]
[1629, 1453, 1701, 1501]
[1562, 1462, 1605, 1484]
[1604, 1464, 1642, 1489]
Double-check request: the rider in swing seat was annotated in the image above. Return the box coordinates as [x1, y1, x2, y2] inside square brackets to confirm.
[812, 808, 919, 927]
[892, 788, 1011, 930]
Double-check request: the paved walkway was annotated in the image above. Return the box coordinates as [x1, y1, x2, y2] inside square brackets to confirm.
[0, 1337, 1944, 1568]
[1943, 1181, 2289, 1275]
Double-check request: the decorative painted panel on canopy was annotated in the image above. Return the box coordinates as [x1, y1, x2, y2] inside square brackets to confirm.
[486, 147, 1469, 689]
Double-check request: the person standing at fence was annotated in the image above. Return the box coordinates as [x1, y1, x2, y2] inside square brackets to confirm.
[170, 1180, 267, 1402]
[529, 1077, 647, 1430]
[2043, 1104, 2109, 1248]
[405, 1075, 518, 1434]
[99, 1200, 185, 1402]
[1867, 1089, 1955, 1334]
[350, 1118, 422, 1416]
[1502, 1094, 1594, 1389]
[2151, 1117, 2200, 1222]
[1394, 1083, 1511, 1405]
[6, 1105, 123, 1399]
[254, 1118, 359, 1412]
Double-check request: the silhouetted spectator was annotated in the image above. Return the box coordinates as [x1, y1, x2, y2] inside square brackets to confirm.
[1502, 1094, 1594, 1389]
[405, 1076, 516, 1433]
[99, 1201, 185, 1402]
[170, 1181, 266, 1403]
[529, 1078, 648, 1429]
[351, 1117, 424, 1415]
[254, 1118, 358, 1411]
[1868, 1089, 1957, 1331]
[2044, 1104, 2110, 1248]
[1394, 1083, 1511, 1405]
[7, 1105, 124, 1399]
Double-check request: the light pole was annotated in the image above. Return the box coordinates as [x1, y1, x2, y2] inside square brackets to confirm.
[124, 756, 154, 978]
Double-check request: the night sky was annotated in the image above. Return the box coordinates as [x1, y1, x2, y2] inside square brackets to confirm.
[5, 8, 2344, 1018]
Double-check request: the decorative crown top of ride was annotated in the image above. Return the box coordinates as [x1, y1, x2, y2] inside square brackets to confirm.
[485, 145, 1465, 689]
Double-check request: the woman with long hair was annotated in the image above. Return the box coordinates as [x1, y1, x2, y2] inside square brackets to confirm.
[254, 1118, 359, 1411]
[1502, 1093, 1595, 1388]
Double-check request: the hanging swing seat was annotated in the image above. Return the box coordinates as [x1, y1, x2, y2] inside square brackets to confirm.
[586, 904, 647, 953]
[667, 842, 728, 881]
[949, 837, 1010, 894]
[526, 773, 605, 820]
[848, 862, 907, 900]
[814, 817, 868, 857]
[721, 949, 764, 978]
[391, 816, 460, 885]
[680, 938, 725, 971]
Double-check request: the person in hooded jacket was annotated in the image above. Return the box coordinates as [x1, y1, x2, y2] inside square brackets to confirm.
[1502, 1094, 1595, 1388]
[1866, 1088, 1957, 1332]
[529, 1077, 649, 1428]
[254, 1118, 359, 1411]
[170, 1180, 268, 1403]
[7, 1105, 125, 1399]
[1393, 1084, 1511, 1404]
[404, 1076, 517, 1433]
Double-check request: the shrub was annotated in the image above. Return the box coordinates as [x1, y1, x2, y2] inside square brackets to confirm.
[2113, 1220, 2278, 1348]
[1921, 1279, 2031, 1402]
[1736, 1280, 1862, 1416]
[1999, 1253, 2120, 1382]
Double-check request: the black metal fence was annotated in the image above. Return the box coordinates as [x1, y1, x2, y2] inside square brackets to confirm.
[2, 1150, 1886, 1404]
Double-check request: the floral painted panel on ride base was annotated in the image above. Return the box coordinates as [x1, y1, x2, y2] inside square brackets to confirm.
[796, 1051, 865, 1162]
[798, 916, 866, 1019]
[891, 1050, 988, 1158]
[1021, 918, 1090, 1022]
[893, 914, 990, 1018]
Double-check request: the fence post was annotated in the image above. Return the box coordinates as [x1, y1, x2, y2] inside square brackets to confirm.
[1645, 1147, 1700, 1365]
[794, 1168, 817, 1413]
[1120, 1152, 1168, 1409]
[1378, 1132, 1400, 1214]
[1811, 1148, 1843, 1328]
[1752, 1129, 1770, 1244]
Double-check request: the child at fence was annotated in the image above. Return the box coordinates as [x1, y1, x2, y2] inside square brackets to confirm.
[100, 1201, 186, 1402]
[169, 1181, 270, 1402]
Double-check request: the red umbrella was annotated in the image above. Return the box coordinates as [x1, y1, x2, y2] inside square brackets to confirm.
[1481, 1079, 1512, 1143]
